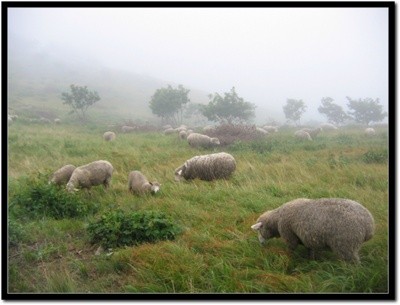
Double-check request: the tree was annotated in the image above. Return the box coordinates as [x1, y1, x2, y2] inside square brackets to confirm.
[283, 99, 307, 126]
[346, 97, 387, 126]
[318, 97, 349, 125]
[200, 87, 256, 124]
[149, 85, 190, 125]
[61, 84, 100, 122]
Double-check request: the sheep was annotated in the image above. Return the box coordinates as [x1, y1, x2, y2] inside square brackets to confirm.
[294, 130, 312, 141]
[179, 130, 188, 140]
[320, 123, 338, 131]
[49, 164, 76, 186]
[164, 127, 176, 135]
[203, 125, 215, 132]
[128, 170, 161, 195]
[251, 198, 375, 263]
[175, 152, 236, 181]
[39, 117, 51, 124]
[256, 127, 269, 136]
[301, 127, 322, 139]
[263, 125, 278, 133]
[365, 127, 376, 136]
[121, 126, 135, 133]
[187, 132, 220, 149]
[66, 160, 114, 192]
[54, 118, 61, 124]
[103, 131, 116, 141]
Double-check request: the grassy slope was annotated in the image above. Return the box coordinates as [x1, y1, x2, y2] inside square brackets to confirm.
[7, 122, 389, 293]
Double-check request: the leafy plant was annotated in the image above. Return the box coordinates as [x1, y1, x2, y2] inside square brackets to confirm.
[87, 210, 182, 249]
[10, 177, 97, 219]
[362, 149, 388, 164]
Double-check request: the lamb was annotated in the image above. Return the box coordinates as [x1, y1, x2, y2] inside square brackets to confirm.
[294, 130, 312, 141]
[128, 170, 161, 195]
[365, 127, 376, 136]
[187, 133, 220, 148]
[66, 160, 114, 192]
[175, 152, 236, 181]
[49, 164, 76, 186]
[251, 198, 375, 263]
[103, 131, 116, 141]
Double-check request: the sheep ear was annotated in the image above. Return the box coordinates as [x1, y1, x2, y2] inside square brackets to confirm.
[177, 170, 182, 176]
[251, 222, 263, 231]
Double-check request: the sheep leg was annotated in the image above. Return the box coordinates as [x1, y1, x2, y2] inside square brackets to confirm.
[103, 177, 111, 188]
[333, 246, 360, 264]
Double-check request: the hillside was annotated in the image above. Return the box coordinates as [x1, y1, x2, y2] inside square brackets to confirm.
[7, 37, 210, 125]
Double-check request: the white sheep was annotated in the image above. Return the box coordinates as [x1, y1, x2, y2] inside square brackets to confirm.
[54, 118, 61, 124]
[320, 123, 338, 131]
[121, 126, 135, 133]
[301, 127, 322, 140]
[49, 164, 76, 186]
[262, 125, 278, 133]
[187, 133, 220, 148]
[175, 152, 236, 181]
[179, 130, 188, 140]
[164, 128, 176, 135]
[294, 130, 312, 141]
[256, 127, 269, 136]
[251, 198, 375, 263]
[66, 160, 114, 192]
[128, 170, 161, 195]
[103, 131, 116, 141]
[365, 127, 376, 136]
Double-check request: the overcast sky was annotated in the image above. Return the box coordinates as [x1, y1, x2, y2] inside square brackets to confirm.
[8, 7, 389, 122]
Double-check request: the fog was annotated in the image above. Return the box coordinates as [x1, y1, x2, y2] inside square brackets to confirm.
[8, 7, 389, 123]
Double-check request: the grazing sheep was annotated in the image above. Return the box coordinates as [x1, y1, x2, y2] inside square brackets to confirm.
[320, 123, 338, 131]
[251, 198, 375, 263]
[40, 117, 51, 124]
[365, 127, 376, 136]
[8, 116, 13, 124]
[175, 152, 236, 181]
[203, 125, 215, 132]
[66, 160, 114, 192]
[164, 128, 176, 135]
[294, 130, 312, 141]
[256, 127, 269, 136]
[163, 124, 173, 130]
[263, 125, 278, 133]
[301, 127, 322, 139]
[128, 170, 161, 195]
[179, 130, 188, 140]
[54, 118, 61, 124]
[103, 131, 116, 141]
[49, 164, 76, 186]
[187, 133, 220, 148]
[121, 126, 135, 133]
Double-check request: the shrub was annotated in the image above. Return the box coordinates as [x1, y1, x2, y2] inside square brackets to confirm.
[10, 177, 97, 219]
[362, 149, 388, 164]
[8, 218, 27, 246]
[87, 210, 182, 249]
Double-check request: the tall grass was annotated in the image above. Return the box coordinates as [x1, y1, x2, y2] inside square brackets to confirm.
[7, 122, 389, 294]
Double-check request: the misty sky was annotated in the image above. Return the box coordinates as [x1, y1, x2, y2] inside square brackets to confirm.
[8, 7, 389, 122]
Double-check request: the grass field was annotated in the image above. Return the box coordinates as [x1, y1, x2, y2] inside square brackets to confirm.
[7, 121, 389, 295]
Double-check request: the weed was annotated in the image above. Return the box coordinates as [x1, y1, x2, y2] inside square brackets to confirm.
[87, 209, 182, 249]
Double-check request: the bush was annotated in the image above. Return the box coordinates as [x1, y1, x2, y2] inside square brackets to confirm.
[87, 210, 182, 249]
[362, 149, 388, 164]
[10, 177, 97, 219]
[8, 218, 27, 246]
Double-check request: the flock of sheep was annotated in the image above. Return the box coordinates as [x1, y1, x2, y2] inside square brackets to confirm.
[47, 121, 377, 264]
